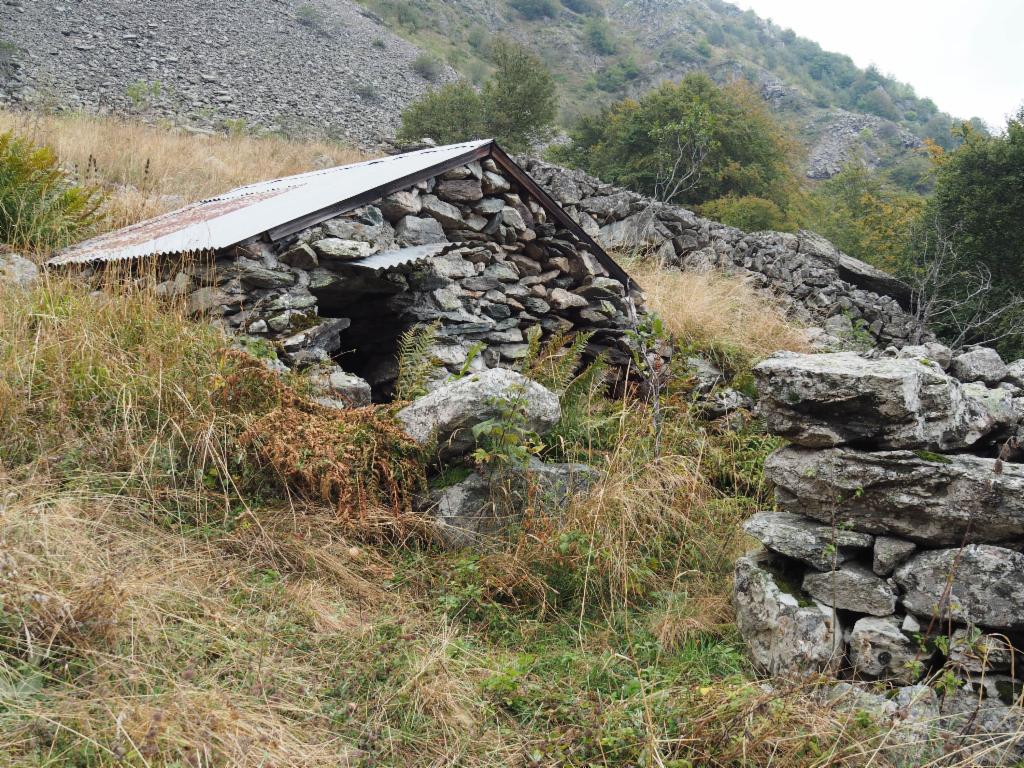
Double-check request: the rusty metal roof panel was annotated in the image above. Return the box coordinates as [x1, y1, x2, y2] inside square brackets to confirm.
[48, 140, 494, 266]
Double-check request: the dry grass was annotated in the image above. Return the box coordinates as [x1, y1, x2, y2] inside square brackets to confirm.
[629, 257, 812, 368]
[0, 110, 371, 233]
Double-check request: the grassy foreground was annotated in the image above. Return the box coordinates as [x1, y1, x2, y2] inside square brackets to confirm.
[0, 111, 981, 767]
[1, 272, 908, 768]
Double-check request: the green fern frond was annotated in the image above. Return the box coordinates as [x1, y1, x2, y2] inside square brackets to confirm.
[395, 321, 441, 401]
[527, 330, 594, 393]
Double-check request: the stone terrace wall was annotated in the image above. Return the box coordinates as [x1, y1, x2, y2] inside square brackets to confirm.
[520, 158, 929, 349]
[735, 342, 1024, 762]
[152, 157, 644, 399]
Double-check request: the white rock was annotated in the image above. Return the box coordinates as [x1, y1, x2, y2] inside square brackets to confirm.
[733, 552, 844, 677]
[395, 368, 560, 459]
[951, 347, 1008, 384]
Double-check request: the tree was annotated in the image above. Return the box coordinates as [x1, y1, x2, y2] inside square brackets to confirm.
[552, 73, 800, 211]
[395, 82, 485, 146]
[804, 162, 924, 274]
[397, 39, 557, 153]
[480, 39, 558, 151]
[925, 110, 1024, 356]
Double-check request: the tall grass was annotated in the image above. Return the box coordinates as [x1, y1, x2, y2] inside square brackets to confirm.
[629, 257, 812, 370]
[0, 110, 370, 236]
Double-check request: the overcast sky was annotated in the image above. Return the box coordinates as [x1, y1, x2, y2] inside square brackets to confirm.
[732, 0, 1023, 131]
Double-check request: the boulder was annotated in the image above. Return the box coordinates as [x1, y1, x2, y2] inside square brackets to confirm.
[312, 238, 374, 262]
[951, 347, 1008, 384]
[423, 458, 600, 546]
[686, 356, 724, 395]
[1005, 360, 1024, 389]
[802, 563, 897, 616]
[872, 536, 917, 576]
[765, 446, 1024, 546]
[419, 194, 465, 230]
[548, 287, 588, 310]
[741, 511, 874, 571]
[896, 342, 953, 370]
[435, 178, 483, 203]
[733, 552, 844, 677]
[701, 388, 755, 418]
[280, 242, 318, 269]
[186, 287, 227, 315]
[939, 687, 1024, 766]
[234, 257, 297, 287]
[395, 216, 448, 247]
[280, 317, 351, 367]
[395, 369, 560, 459]
[322, 213, 394, 248]
[949, 629, 1016, 674]
[894, 545, 1024, 630]
[0, 251, 39, 287]
[754, 352, 1004, 451]
[848, 616, 922, 684]
[311, 366, 372, 408]
[380, 190, 422, 222]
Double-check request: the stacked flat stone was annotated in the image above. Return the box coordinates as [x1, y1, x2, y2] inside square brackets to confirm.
[144, 158, 645, 398]
[521, 157, 928, 349]
[735, 343, 1024, 722]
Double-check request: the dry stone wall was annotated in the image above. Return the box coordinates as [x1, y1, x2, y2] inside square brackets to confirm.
[520, 158, 928, 349]
[148, 157, 644, 400]
[736, 343, 1024, 762]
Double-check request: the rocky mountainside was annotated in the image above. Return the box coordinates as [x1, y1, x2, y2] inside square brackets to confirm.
[0, 0, 457, 146]
[1, 0, 961, 178]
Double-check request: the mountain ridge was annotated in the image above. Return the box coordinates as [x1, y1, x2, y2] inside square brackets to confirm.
[1, 0, 966, 184]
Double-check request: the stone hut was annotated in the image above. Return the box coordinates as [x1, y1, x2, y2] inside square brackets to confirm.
[49, 140, 645, 401]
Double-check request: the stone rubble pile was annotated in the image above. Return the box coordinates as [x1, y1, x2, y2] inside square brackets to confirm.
[137, 157, 646, 401]
[521, 158, 929, 349]
[0, 0, 455, 146]
[396, 368, 599, 545]
[735, 343, 1024, 762]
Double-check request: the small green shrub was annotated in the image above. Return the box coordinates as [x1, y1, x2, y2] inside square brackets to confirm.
[0, 40, 18, 77]
[296, 3, 326, 30]
[125, 79, 162, 112]
[412, 52, 444, 82]
[354, 82, 380, 102]
[508, 0, 559, 20]
[0, 130, 103, 252]
[396, 81, 485, 145]
[700, 195, 792, 232]
[583, 18, 617, 55]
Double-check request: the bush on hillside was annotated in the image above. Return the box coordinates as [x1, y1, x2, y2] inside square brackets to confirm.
[0, 130, 102, 252]
[553, 73, 800, 211]
[412, 52, 444, 82]
[584, 18, 617, 54]
[700, 195, 792, 233]
[398, 39, 557, 152]
[508, 0, 559, 19]
[396, 82, 486, 145]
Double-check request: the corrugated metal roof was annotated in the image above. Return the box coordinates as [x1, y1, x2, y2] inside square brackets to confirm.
[48, 140, 494, 266]
[346, 243, 449, 272]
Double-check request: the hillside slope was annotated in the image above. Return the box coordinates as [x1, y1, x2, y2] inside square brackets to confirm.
[2, 0, 964, 178]
[0, 0, 456, 146]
